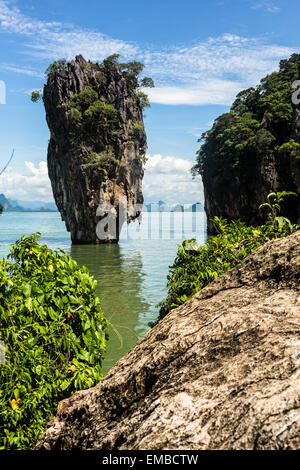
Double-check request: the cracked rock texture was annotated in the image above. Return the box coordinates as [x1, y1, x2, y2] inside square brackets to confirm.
[36, 231, 300, 450]
[43, 55, 146, 244]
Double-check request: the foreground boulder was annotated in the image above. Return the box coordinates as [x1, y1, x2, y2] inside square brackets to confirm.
[36, 232, 300, 450]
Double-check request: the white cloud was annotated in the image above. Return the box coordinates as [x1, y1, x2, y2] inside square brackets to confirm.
[142, 34, 293, 88]
[0, 63, 43, 78]
[0, 1, 295, 105]
[144, 79, 241, 106]
[0, 161, 54, 201]
[0, 156, 203, 206]
[251, 2, 280, 13]
[143, 154, 203, 204]
[141, 33, 293, 105]
[0, 0, 138, 61]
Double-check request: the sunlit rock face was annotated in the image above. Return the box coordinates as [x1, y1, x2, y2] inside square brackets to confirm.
[43, 55, 146, 244]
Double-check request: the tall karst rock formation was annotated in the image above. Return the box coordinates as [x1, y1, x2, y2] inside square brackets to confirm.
[193, 54, 300, 233]
[43, 55, 147, 243]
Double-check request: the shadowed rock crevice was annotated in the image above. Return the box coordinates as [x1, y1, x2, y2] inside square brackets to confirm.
[43, 55, 146, 244]
[36, 231, 300, 450]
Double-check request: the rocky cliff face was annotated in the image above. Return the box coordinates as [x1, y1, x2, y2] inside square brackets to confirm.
[36, 231, 300, 450]
[43, 55, 146, 243]
[196, 55, 300, 233]
[203, 109, 300, 233]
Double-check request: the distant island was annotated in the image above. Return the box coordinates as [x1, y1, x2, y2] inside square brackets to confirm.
[143, 201, 203, 212]
[0, 194, 203, 214]
[0, 194, 58, 212]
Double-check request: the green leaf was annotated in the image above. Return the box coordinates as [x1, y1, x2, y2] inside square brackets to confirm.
[23, 284, 31, 298]
[25, 297, 33, 312]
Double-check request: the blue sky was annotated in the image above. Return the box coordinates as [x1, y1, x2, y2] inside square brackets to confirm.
[0, 0, 299, 203]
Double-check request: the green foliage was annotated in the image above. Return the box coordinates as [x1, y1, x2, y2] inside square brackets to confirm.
[259, 191, 298, 235]
[65, 88, 119, 147]
[137, 153, 148, 165]
[140, 77, 155, 88]
[119, 61, 144, 90]
[85, 152, 119, 174]
[192, 53, 300, 190]
[31, 90, 42, 103]
[83, 100, 118, 145]
[45, 59, 66, 79]
[86, 151, 100, 162]
[135, 91, 151, 110]
[66, 107, 82, 126]
[154, 194, 299, 324]
[192, 112, 262, 179]
[95, 71, 107, 83]
[103, 53, 121, 68]
[278, 139, 300, 159]
[69, 87, 99, 110]
[84, 100, 118, 123]
[102, 54, 154, 103]
[129, 121, 145, 142]
[0, 233, 108, 449]
[120, 61, 144, 75]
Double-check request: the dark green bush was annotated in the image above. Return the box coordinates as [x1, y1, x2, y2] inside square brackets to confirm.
[134, 91, 151, 110]
[68, 87, 99, 110]
[84, 100, 118, 124]
[155, 209, 299, 324]
[0, 234, 108, 449]
[65, 88, 119, 147]
[66, 107, 82, 126]
[31, 90, 42, 103]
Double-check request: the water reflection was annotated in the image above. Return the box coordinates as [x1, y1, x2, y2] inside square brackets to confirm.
[0, 211, 206, 375]
[70, 244, 150, 375]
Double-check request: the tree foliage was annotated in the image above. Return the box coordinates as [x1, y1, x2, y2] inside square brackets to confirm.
[129, 121, 145, 142]
[31, 90, 42, 103]
[65, 87, 119, 148]
[102, 54, 154, 105]
[192, 53, 300, 189]
[0, 234, 108, 449]
[45, 59, 66, 79]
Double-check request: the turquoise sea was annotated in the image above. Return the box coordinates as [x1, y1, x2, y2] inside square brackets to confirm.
[0, 210, 206, 374]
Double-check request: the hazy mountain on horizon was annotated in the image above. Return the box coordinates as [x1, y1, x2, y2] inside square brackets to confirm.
[0, 194, 57, 212]
[143, 201, 203, 212]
